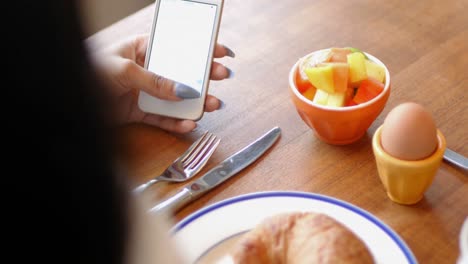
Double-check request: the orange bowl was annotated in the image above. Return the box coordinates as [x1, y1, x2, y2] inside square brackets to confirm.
[288, 49, 391, 145]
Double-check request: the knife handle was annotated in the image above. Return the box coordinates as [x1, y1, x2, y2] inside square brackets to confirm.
[148, 187, 193, 214]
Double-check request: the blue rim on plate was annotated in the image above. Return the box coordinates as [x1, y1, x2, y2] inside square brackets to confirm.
[173, 191, 418, 264]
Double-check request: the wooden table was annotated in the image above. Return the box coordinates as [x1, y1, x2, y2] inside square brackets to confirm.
[87, 0, 468, 263]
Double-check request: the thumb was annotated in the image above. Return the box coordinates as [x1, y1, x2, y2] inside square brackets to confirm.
[126, 62, 200, 100]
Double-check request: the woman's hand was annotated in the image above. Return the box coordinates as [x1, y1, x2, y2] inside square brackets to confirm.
[91, 34, 234, 133]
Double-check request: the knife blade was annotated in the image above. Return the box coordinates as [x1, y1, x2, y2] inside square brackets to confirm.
[149, 126, 281, 214]
[443, 148, 468, 171]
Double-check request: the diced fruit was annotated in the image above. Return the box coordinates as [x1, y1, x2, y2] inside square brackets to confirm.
[365, 60, 385, 83]
[344, 87, 357, 106]
[312, 89, 329, 106]
[327, 92, 346, 107]
[302, 87, 316, 101]
[332, 63, 349, 93]
[347, 52, 368, 85]
[345, 99, 358, 107]
[346, 47, 368, 58]
[329, 48, 352, 63]
[345, 86, 356, 99]
[353, 78, 384, 104]
[305, 65, 335, 93]
[299, 50, 331, 78]
[320, 62, 349, 93]
[296, 47, 386, 107]
[295, 69, 313, 93]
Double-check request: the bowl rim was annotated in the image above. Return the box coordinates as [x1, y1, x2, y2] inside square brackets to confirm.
[289, 48, 391, 112]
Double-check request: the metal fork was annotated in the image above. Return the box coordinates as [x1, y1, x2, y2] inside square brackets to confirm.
[133, 131, 220, 194]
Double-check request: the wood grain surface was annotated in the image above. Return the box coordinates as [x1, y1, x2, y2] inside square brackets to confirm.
[87, 1, 468, 263]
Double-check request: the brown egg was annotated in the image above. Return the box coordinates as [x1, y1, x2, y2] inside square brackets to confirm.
[380, 102, 438, 161]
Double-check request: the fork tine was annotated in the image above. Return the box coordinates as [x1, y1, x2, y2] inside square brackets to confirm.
[132, 131, 218, 194]
[185, 135, 220, 170]
[179, 131, 210, 163]
[182, 132, 217, 166]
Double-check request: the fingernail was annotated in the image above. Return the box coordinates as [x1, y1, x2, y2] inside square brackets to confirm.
[175, 82, 200, 99]
[218, 100, 226, 110]
[224, 45, 236, 58]
[226, 67, 235, 79]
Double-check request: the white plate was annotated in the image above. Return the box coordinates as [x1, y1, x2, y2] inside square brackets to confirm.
[172, 191, 418, 264]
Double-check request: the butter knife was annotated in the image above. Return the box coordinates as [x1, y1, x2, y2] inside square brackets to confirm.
[149, 126, 281, 214]
[443, 148, 468, 171]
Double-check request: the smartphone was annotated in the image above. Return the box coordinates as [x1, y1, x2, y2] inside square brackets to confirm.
[138, 0, 224, 120]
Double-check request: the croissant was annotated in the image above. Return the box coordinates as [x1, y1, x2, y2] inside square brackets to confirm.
[230, 212, 375, 264]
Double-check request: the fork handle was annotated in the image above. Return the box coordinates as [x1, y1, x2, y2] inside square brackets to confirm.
[148, 187, 192, 214]
[133, 178, 162, 194]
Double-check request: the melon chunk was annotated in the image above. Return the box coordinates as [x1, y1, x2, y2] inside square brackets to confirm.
[312, 89, 329, 106]
[329, 48, 352, 63]
[347, 52, 367, 85]
[365, 60, 385, 83]
[305, 65, 334, 93]
[320, 62, 349, 93]
[327, 92, 347, 107]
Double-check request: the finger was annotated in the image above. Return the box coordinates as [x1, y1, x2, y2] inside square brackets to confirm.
[133, 34, 150, 67]
[204, 95, 225, 112]
[121, 61, 203, 100]
[214, 44, 236, 58]
[123, 62, 180, 100]
[210, 61, 234, 80]
[141, 114, 197, 133]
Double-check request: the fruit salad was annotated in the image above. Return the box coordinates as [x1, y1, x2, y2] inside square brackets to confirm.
[295, 47, 386, 107]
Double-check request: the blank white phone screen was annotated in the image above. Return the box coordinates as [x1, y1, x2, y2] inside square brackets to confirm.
[148, 0, 217, 95]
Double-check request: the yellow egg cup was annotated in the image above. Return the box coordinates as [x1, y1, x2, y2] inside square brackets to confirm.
[372, 125, 446, 205]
